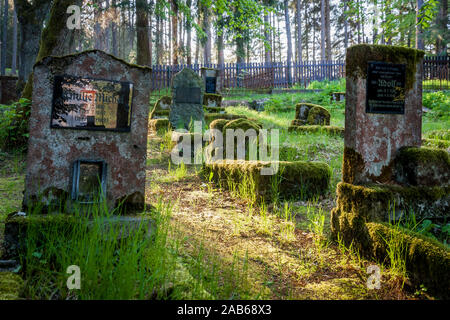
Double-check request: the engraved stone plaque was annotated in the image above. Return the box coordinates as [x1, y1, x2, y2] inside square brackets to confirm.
[366, 62, 406, 114]
[51, 75, 133, 131]
[205, 77, 217, 94]
[175, 87, 202, 104]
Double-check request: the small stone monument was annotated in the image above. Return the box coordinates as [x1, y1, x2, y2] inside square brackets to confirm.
[290, 103, 330, 126]
[343, 44, 424, 184]
[24, 50, 151, 212]
[169, 68, 204, 130]
[201, 67, 221, 94]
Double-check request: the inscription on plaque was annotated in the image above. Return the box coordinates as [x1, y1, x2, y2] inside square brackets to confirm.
[175, 87, 201, 104]
[51, 75, 133, 131]
[205, 77, 217, 94]
[366, 62, 406, 114]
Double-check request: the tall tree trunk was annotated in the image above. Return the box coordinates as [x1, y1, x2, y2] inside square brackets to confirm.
[320, 0, 326, 60]
[11, 8, 17, 75]
[325, 0, 331, 60]
[171, 0, 178, 65]
[21, 0, 81, 99]
[136, 0, 150, 66]
[217, 15, 224, 66]
[296, 0, 302, 62]
[111, 0, 118, 56]
[203, 5, 211, 64]
[344, 0, 348, 49]
[436, 0, 448, 54]
[284, 0, 292, 85]
[1, 0, 8, 75]
[148, 10, 152, 65]
[186, 0, 192, 64]
[264, 7, 271, 63]
[155, 0, 162, 64]
[416, 0, 425, 50]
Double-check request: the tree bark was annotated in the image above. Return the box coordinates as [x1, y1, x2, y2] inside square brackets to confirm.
[344, 0, 348, 49]
[320, 0, 326, 60]
[111, 0, 118, 56]
[1, 0, 8, 75]
[284, 0, 292, 85]
[264, 6, 271, 63]
[436, 0, 448, 54]
[136, 0, 150, 66]
[325, 0, 331, 60]
[21, 0, 80, 100]
[203, 5, 211, 64]
[11, 8, 18, 75]
[171, 0, 178, 65]
[14, 0, 51, 85]
[296, 0, 302, 62]
[186, 0, 192, 64]
[416, 0, 425, 50]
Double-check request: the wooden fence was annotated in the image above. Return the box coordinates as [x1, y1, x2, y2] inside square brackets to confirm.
[150, 56, 449, 95]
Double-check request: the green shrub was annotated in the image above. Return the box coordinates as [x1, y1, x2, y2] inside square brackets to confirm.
[0, 99, 31, 151]
[422, 91, 450, 120]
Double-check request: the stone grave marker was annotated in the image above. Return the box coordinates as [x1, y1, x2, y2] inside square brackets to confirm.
[201, 67, 221, 94]
[24, 50, 151, 212]
[169, 68, 205, 130]
[343, 44, 424, 184]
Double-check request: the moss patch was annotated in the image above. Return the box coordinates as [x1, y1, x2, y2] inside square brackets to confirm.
[0, 272, 23, 300]
[394, 146, 450, 186]
[307, 106, 331, 126]
[346, 44, 425, 92]
[203, 93, 223, 107]
[342, 147, 365, 184]
[288, 125, 343, 137]
[204, 113, 246, 126]
[149, 119, 171, 134]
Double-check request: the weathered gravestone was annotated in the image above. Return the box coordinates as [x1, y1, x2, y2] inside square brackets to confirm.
[201, 67, 221, 94]
[23, 50, 151, 212]
[169, 68, 205, 130]
[343, 45, 424, 184]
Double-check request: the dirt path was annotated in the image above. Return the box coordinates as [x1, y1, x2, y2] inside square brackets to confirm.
[145, 133, 416, 300]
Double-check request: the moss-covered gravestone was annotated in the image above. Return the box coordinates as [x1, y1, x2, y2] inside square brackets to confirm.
[169, 68, 205, 130]
[291, 103, 330, 126]
[24, 50, 152, 212]
[343, 44, 425, 184]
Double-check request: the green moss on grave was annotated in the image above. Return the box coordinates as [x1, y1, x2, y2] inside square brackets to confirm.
[150, 96, 172, 119]
[342, 147, 365, 184]
[306, 106, 331, 125]
[204, 113, 246, 126]
[295, 103, 321, 119]
[223, 118, 262, 132]
[204, 106, 226, 113]
[394, 146, 450, 186]
[365, 221, 449, 299]
[148, 119, 171, 134]
[203, 93, 223, 107]
[346, 44, 425, 92]
[209, 119, 230, 132]
[290, 119, 307, 126]
[203, 160, 331, 201]
[0, 273, 23, 300]
[288, 125, 344, 137]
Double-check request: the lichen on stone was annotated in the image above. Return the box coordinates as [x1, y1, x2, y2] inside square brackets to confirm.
[346, 44, 425, 92]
